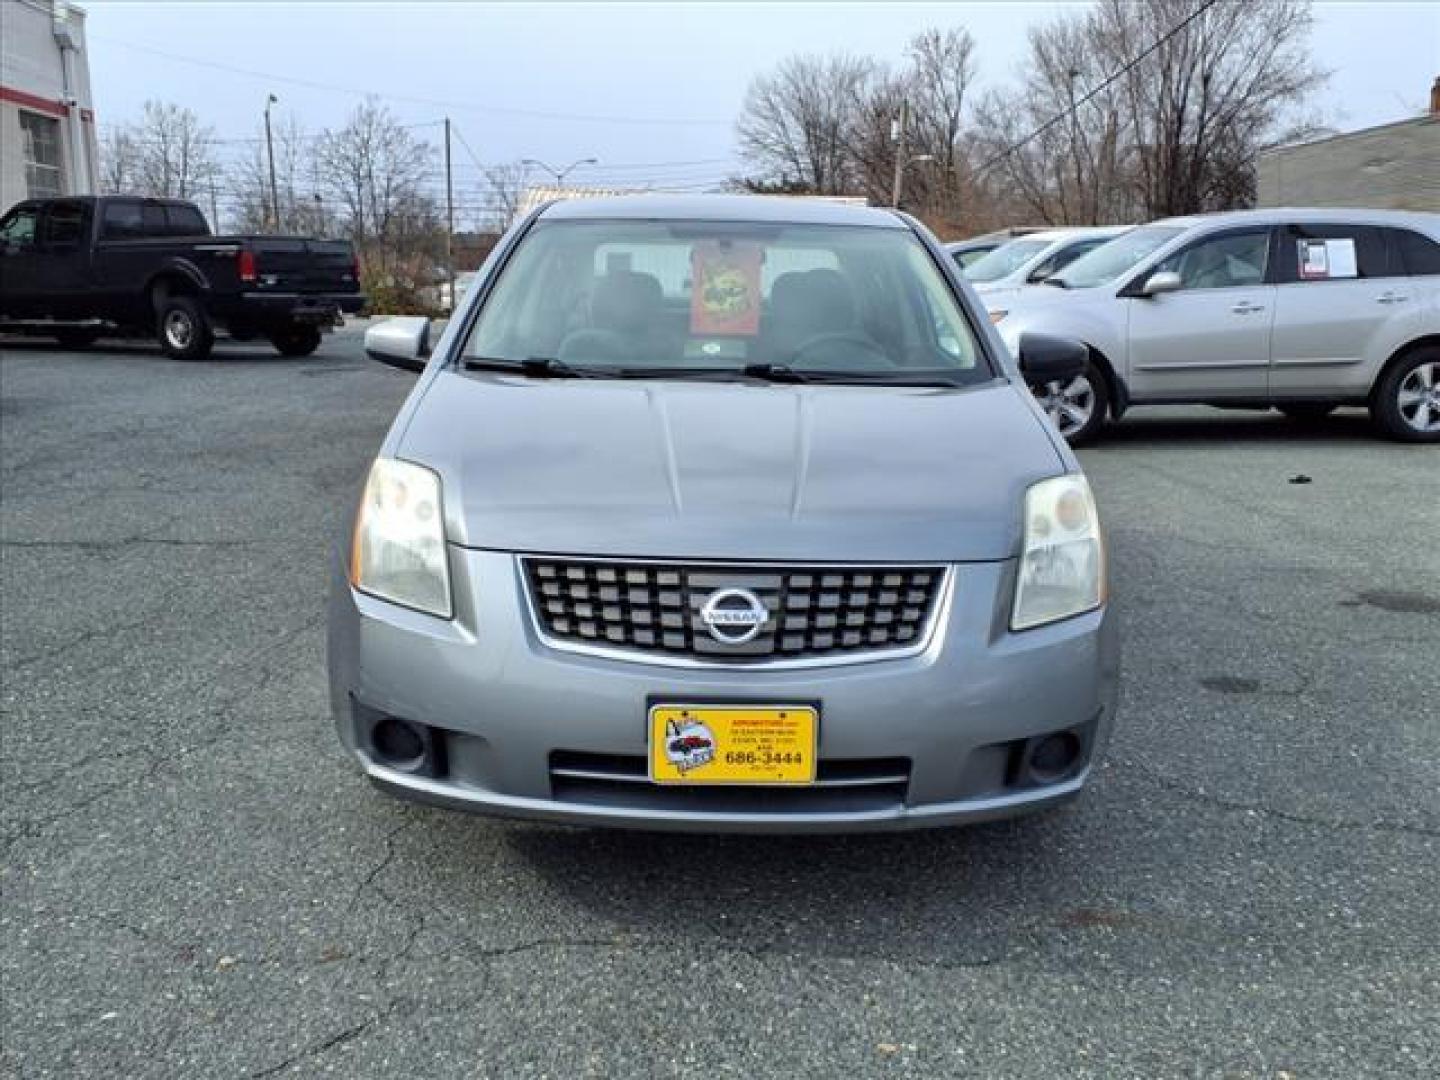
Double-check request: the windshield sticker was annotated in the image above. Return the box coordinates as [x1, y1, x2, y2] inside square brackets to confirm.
[1298, 238, 1357, 280]
[690, 242, 763, 335]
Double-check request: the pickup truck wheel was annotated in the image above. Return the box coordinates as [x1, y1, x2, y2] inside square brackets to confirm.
[1277, 403, 1337, 423]
[54, 329, 101, 349]
[269, 326, 323, 357]
[1029, 357, 1109, 445]
[1372, 347, 1440, 443]
[157, 297, 214, 361]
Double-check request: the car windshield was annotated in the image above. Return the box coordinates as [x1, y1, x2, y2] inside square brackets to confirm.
[1052, 225, 1184, 288]
[461, 218, 991, 385]
[961, 238, 1051, 282]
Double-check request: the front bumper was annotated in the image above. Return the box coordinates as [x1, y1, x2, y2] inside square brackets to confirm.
[328, 549, 1120, 833]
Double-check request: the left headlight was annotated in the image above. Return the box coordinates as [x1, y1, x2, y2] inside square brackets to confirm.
[349, 457, 452, 618]
[1011, 474, 1105, 631]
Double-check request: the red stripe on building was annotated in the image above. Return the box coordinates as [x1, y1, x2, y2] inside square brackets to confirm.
[1, 84, 93, 122]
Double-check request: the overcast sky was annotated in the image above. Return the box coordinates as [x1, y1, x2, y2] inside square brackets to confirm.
[82, 1, 1439, 218]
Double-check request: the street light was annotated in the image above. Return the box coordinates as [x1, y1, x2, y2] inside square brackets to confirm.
[520, 157, 598, 185]
[264, 93, 280, 231]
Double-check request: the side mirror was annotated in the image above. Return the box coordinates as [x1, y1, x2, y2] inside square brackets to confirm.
[364, 317, 431, 373]
[1140, 270, 1182, 297]
[1018, 333, 1087, 385]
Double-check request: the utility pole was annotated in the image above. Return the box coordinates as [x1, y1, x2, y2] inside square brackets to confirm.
[890, 99, 909, 208]
[264, 93, 280, 232]
[444, 117, 455, 311]
[208, 176, 220, 233]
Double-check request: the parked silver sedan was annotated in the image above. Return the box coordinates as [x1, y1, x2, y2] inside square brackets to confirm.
[330, 196, 1118, 833]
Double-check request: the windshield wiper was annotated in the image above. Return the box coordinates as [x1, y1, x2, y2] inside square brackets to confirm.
[741, 362, 811, 383]
[463, 356, 600, 378]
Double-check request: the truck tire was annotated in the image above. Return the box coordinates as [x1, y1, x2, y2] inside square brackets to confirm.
[269, 325, 323, 357]
[156, 296, 214, 361]
[54, 328, 101, 349]
[1371, 346, 1440, 443]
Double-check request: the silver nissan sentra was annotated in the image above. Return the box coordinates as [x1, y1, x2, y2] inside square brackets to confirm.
[329, 195, 1119, 833]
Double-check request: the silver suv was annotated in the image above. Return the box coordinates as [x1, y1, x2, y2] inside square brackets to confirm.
[332, 196, 1118, 833]
[991, 209, 1440, 443]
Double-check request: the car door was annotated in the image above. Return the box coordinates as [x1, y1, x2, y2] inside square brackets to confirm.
[0, 204, 45, 318]
[34, 199, 93, 318]
[1268, 222, 1408, 399]
[1123, 226, 1276, 400]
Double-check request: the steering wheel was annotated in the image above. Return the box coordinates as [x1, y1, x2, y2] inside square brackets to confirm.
[785, 331, 892, 370]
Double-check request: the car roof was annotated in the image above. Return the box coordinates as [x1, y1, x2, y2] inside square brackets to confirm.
[537, 194, 907, 229]
[1150, 207, 1440, 231]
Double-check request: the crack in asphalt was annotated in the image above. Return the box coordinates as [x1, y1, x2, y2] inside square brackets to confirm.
[1131, 761, 1440, 839]
[245, 1001, 402, 1079]
[0, 612, 324, 855]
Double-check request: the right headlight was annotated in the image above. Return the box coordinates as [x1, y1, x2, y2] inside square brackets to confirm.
[349, 457, 452, 618]
[1011, 474, 1105, 631]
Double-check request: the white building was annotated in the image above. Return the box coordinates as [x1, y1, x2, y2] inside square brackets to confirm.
[0, 0, 99, 210]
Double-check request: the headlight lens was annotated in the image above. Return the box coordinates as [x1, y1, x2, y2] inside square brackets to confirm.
[349, 458, 452, 618]
[1011, 474, 1105, 630]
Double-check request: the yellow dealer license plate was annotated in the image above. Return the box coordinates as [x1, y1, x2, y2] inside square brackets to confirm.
[648, 704, 817, 785]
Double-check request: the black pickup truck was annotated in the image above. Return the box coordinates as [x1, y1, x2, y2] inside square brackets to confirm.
[0, 196, 365, 360]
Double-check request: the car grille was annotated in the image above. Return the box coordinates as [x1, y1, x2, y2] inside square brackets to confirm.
[549, 751, 911, 812]
[521, 558, 947, 665]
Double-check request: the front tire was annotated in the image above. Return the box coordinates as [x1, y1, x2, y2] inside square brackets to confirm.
[1371, 347, 1440, 443]
[1029, 356, 1110, 445]
[156, 297, 214, 361]
[269, 325, 322, 357]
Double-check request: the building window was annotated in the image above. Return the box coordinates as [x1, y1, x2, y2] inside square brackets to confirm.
[20, 111, 65, 198]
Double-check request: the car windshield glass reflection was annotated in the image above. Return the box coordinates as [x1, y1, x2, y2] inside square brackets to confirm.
[461, 220, 992, 385]
[1053, 226, 1184, 288]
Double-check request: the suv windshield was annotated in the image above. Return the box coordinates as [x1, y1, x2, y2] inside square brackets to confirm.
[462, 219, 990, 385]
[1052, 225, 1185, 288]
[962, 238, 1051, 283]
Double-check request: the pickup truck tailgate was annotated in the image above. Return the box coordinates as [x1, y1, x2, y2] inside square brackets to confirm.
[246, 238, 357, 293]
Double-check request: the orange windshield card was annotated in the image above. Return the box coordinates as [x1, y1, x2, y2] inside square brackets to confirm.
[690, 242, 763, 335]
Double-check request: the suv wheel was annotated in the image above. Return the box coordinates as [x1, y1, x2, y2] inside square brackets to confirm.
[269, 326, 323, 357]
[1372, 348, 1440, 443]
[156, 297, 214, 361]
[1030, 357, 1109, 445]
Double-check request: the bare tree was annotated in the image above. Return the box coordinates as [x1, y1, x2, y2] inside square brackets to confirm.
[229, 115, 326, 235]
[132, 100, 218, 200]
[906, 28, 977, 179]
[315, 99, 442, 288]
[481, 161, 530, 232]
[974, 0, 1326, 223]
[735, 54, 878, 193]
[1095, 0, 1326, 216]
[97, 125, 142, 194]
[973, 15, 1136, 226]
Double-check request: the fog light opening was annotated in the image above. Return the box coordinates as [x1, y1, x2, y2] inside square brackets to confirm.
[371, 716, 425, 768]
[1027, 732, 1083, 784]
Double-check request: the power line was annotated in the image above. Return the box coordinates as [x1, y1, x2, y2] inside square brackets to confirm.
[91, 35, 734, 127]
[973, 0, 1222, 176]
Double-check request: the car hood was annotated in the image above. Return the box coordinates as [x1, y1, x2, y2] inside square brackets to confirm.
[398, 372, 1066, 562]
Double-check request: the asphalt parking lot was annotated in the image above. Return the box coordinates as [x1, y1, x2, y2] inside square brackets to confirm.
[2, 325, 1437, 1079]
